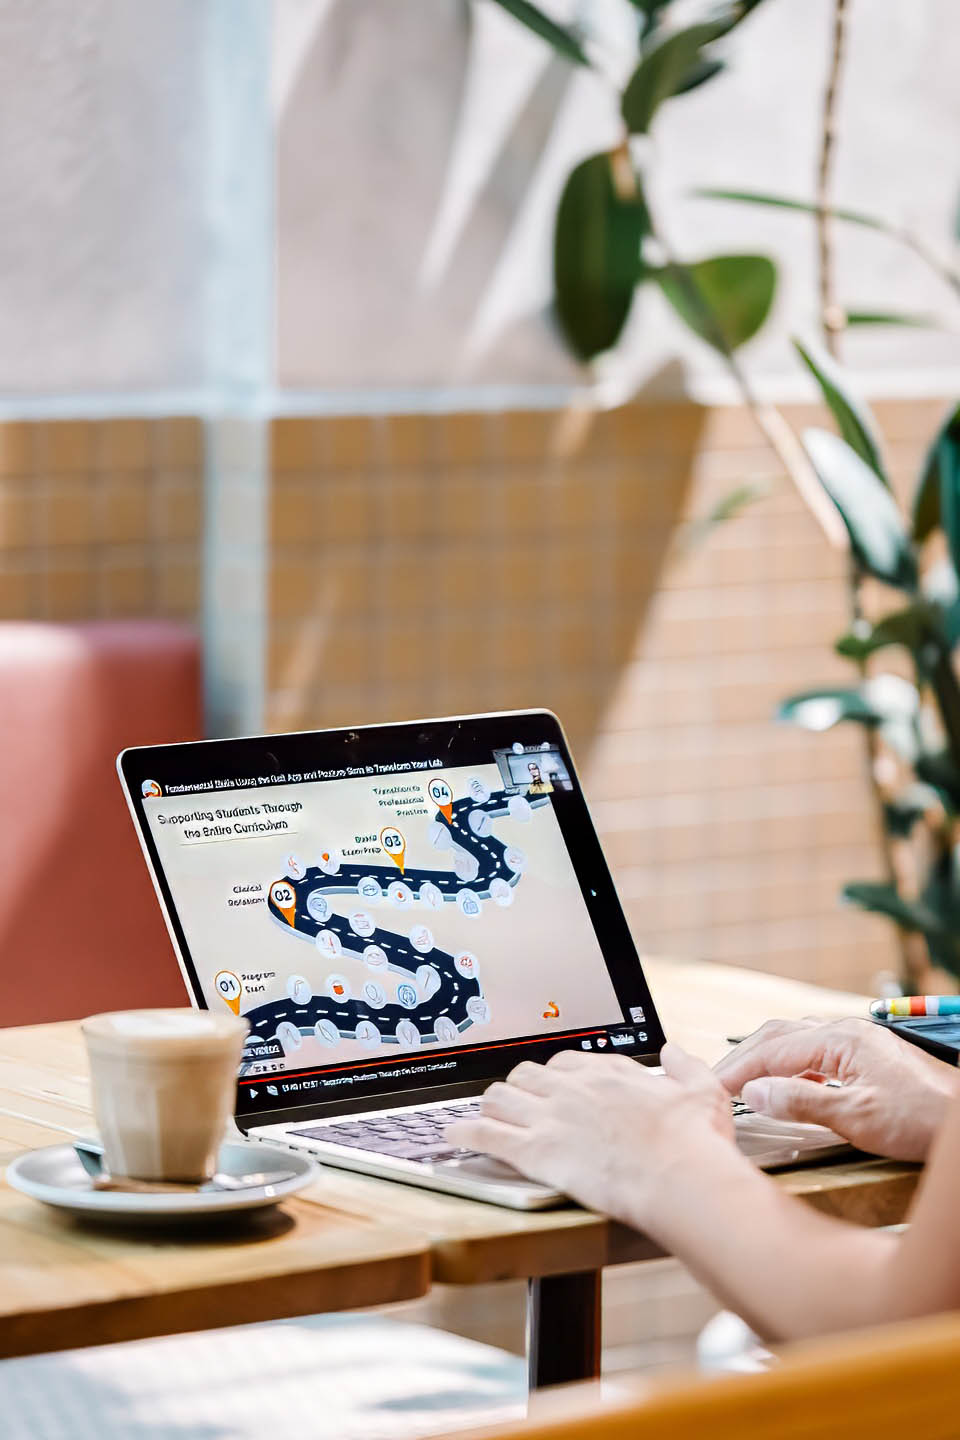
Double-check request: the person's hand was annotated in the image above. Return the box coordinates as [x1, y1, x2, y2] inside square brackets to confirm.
[447, 1043, 738, 1227]
[715, 1018, 960, 1162]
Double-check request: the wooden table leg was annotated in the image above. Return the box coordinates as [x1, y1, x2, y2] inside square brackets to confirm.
[526, 1270, 602, 1389]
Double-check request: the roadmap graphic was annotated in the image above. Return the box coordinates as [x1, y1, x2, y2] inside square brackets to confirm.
[234, 775, 551, 1072]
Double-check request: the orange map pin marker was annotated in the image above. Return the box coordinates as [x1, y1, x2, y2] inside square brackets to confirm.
[380, 825, 406, 873]
[427, 777, 454, 824]
[214, 970, 243, 1015]
[269, 879, 298, 925]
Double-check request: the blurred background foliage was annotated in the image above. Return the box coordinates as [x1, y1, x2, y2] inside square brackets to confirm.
[488, 0, 960, 989]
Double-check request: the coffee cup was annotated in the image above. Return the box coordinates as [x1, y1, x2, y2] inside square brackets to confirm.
[81, 1008, 248, 1183]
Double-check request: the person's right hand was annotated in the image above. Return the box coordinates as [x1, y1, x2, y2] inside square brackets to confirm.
[715, 1017, 960, 1162]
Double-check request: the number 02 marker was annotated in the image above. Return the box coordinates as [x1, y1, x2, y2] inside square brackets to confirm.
[269, 879, 298, 925]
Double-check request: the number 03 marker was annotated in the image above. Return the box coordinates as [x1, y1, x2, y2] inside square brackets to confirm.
[380, 826, 407, 874]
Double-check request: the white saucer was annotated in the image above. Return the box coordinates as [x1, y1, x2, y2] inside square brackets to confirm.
[5, 1141, 317, 1224]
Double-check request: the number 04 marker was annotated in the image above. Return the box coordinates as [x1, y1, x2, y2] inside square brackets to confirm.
[380, 825, 406, 874]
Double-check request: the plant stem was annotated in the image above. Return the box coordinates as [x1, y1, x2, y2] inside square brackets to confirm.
[816, 0, 848, 354]
[814, 0, 923, 988]
[654, 241, 847, 548]
[894, 227, 960, 304]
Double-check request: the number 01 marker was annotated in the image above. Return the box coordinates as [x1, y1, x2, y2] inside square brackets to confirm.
[214, 970, 243, 1015]
[380, 825, 406, 873]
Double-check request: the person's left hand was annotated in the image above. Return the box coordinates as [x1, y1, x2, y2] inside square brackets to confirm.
[447, 1043, 736, 1227]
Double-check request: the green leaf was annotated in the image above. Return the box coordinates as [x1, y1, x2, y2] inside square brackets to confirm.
[622, 21, 726, 133]
[794, 339, 886, 483]
[919, 848, 960, 977]
[913, 402, 960, 544]
[706, 0, 770, 36]
[553, 151, 650, 362]
[671, 56, 725, 94]
[916, 751, 960, 811]
[834, 605, 935, 662]
[802, 428, 917, 591]
[693, 188, 888, 233]
[843, 881, 947, 938]
[777, 687, 883, 732]
[845, 310, 941, 329]
[883, 784, 945, 837]
[656, 255, 776, 352]
[488, 0, 589, 65]
[628, 0, 671, 40]
[685, 480, 772, 548]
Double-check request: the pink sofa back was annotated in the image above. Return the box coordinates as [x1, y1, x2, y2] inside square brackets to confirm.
[0, 621, 201, 1027]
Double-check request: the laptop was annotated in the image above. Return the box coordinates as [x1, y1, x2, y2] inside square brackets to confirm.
[118, 709, 848, 1210]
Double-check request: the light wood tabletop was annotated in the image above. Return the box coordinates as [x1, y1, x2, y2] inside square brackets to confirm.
[0, 1026, 430, 1360]
[0, 958, 922, 1377]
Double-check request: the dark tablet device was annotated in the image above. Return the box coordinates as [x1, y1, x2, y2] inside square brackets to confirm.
[874, 1015, 960, 1067]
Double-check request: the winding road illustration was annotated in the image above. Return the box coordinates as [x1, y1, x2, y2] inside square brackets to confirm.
[239, 784, 550, 1066]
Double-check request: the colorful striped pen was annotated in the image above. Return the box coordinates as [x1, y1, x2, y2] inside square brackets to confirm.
[870, 995, 960, 1018]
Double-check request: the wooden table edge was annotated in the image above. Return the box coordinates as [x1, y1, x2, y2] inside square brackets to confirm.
[0, 1230, 430, 1361]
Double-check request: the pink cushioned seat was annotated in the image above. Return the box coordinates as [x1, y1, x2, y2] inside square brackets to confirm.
[0, 621, 201, 1026]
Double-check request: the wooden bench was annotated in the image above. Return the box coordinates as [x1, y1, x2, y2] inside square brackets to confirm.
[442, 1310, 960, 1439]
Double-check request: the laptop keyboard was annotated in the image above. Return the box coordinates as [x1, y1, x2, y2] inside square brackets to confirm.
[289, 1103, 483, 1164]
[289, 1097, 755, 1166]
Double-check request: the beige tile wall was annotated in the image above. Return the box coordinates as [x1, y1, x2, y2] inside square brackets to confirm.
[0, 400, 946, 993]
[0, 418, 203, 623]
[267, 397, 951, 993]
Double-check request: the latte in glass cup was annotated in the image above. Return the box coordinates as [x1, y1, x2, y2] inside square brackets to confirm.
[81, 1008, 248, 1183]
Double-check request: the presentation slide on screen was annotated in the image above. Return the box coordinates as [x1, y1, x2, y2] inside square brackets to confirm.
[143, 753, 622, 1083]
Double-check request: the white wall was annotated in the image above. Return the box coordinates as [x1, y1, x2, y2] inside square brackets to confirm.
[0, 0, 209, 395]
[275, 0, 960, 396]
[0, 0, 956, 401]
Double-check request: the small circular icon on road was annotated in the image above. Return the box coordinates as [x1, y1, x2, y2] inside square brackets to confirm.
[363, 980, 387, 1009]
[489, 877, 514, 907]
[457, 888, 482, 918]
[275, 1020, 302, 1052]
[468, 776, 491, 805]
[286, 974, 312, 1005]
[349, 910, 376, 938]
[396, 1019, 420, 1048]
[387, 880, 413, 909]
[306, 891, 330, 923]
[315, 928, 342, 958]
[508, 794, 531, 823]
[355, 1020, 382, 1049]
[409, 923, 434, 954]
[326, 973, 351, 1002]
[419, 880, 443, 909]
[434, 1016, 459, 1045]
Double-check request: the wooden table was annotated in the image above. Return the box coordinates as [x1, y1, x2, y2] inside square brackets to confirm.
[0, 959, 922, 1382]
[0, 1024, 430, 1359]
[299, 958, 922, 1386]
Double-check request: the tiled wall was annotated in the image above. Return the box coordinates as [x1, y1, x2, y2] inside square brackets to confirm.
[0, 418, 203, 622]
[267, 398, 950, 993]
[1, 400, 948, 993]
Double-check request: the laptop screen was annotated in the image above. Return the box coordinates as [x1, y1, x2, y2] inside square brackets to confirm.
[119, 711, 664, 1120]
